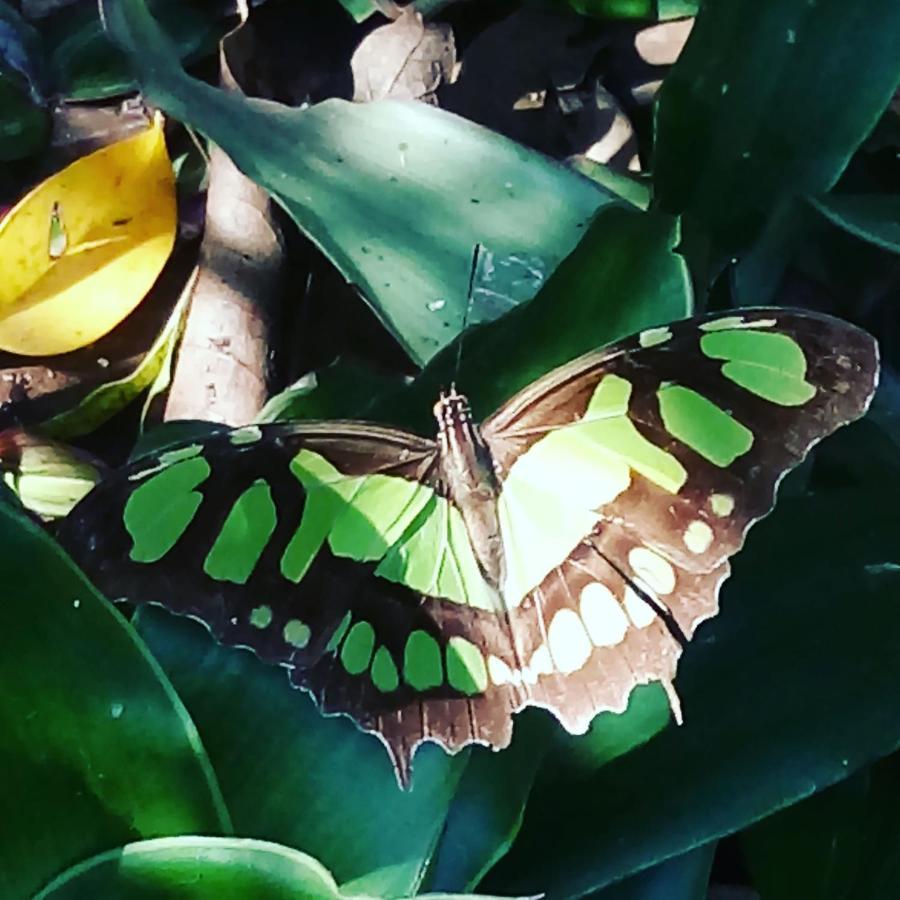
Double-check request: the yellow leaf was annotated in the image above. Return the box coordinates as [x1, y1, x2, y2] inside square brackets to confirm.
[0, 114, 176, 356]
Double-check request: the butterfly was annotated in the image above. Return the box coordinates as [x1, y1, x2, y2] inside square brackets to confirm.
[57, 308, 878, 787]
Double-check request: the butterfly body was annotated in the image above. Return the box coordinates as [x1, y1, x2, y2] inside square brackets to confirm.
[434, 388, 506, 592]
[58, 309, 879, 786]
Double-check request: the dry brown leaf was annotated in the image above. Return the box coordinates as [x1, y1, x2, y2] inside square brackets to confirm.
[351, 7, 457, 104]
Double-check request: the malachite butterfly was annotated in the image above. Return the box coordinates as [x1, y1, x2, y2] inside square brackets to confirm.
[58, 308, 878, 787]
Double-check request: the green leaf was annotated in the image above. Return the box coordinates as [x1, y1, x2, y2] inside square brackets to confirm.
[741, 756, 900, 900]
[34, 835, 537, 900]
[0, 1, 49, 161]
[370, 206, 693, 433]
[34, 837, 346, 900]
[588, 843, 715, 899]
[808, 194, 900, 255]
[654, 0, 900, 255]
[337, 0, 380, 23]
[422, 712, 555, 893]
[46, 0, 224, 101]
[135, 608, 469, 898]
[99, 0, 617, 366]
[565, 0, 699, 20]
[255, 361, 405, 424]
[483, 442, 900, 896]
[552, 683, 672, 775]
[0, 504, 229, 900]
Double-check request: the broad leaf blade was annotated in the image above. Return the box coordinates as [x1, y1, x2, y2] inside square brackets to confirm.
[99, 0, 617, 366]
[34, 837, 344, 900]
[654, 0, 900, 254]
[0, 505, 229, 900]
[34, 836, 536, 900]
[808, 194, 900, 255]
[740, 757, 900, 900]
[589, 844, 715, 900]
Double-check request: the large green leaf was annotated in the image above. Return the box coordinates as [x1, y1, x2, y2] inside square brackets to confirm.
[566, 0, 699, 20]
[45, 0, 225, 101]
[370, 205, 693, 434]
[35, 837, 345, 900]
[421, 712, 555, 893]
[0, 1, 49, 160]
[0, 505, 229, 900]
[99, 0, 616, 366]
[34, 836, 529, 900]
[250, 207, 692, 436]
[654, 0, 900, 255]
[588, 844, 715, 900]
[135, 608, 469, 898]
[740, 756, 900, 900]
[808, 194, 900, 255]
[483, 427, 900, 897]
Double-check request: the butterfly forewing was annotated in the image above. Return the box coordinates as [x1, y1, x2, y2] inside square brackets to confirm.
[57, 309, 878, 787]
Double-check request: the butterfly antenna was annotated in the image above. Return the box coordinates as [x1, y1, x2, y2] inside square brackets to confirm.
[453, 243, 484, 387]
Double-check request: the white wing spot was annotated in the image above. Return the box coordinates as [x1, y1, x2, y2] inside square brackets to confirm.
[488, 655, 515, 686]
[699, 316, 777, 332]
[548, 609, 593, 674]
[624, 587, 657, 628]
[700, 316, 744, 332]
[684, 520, 714, 554]
[230, 425, 263, 446]
[709, 493, 735, 517]
[639, 326, 673, 349]
[580, 582, 628, 646]
[529, 644, 553, 678]
[628, 547, 676, 594]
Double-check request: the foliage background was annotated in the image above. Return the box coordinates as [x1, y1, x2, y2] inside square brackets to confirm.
[0, 0, 898, 897]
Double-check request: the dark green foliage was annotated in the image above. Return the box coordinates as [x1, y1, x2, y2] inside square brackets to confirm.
[1, 0, 898, 897]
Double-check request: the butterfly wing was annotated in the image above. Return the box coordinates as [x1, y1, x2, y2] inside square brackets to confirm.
[57, 309, 878, 787]
[58, 422, 532, 785]
[479, 308, 878, 729]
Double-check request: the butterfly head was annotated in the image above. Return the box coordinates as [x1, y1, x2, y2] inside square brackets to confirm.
[432, 385, 474, 434]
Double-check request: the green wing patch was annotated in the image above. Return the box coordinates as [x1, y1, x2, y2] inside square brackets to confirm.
[289, 449, 498, 610]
